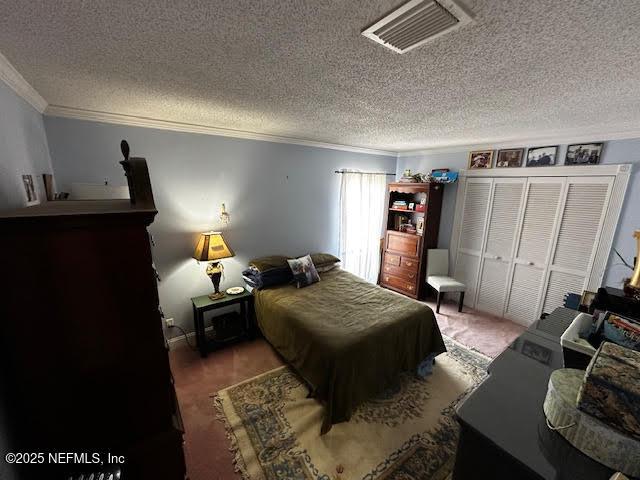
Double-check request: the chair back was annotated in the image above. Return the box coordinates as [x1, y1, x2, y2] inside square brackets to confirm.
[427, 249, 449, 276]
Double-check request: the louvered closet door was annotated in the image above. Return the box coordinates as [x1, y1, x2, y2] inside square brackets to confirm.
[453, 178, 492, 307]
[475, 179, 526, 316]
[541, 176, 614, 315]
[504, 178, 565, 326]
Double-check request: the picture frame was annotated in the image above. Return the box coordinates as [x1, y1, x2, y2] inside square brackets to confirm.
[496, 148, 524, 168]
[22, 174, 39, 206]
[565, 143, 604, 165]
[580, 290, 597, 312]
[416, 216, 424, 235]
[468, 150, 494, 169]
[526, 146, 558, 167]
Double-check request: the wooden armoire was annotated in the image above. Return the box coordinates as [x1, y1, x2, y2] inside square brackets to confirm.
[0, 155, 186, 479]
[380, 182, 444, 299]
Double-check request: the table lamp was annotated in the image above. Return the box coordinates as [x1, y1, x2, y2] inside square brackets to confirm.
[193, 231, 235, 300]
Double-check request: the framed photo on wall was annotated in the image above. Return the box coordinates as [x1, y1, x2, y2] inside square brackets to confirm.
[526, 146, 558, 167]
[468, 150, 494, 169]
[496, 148, 524, 168]
[565, 143, 604, 165]
[22, 174, 39, 206]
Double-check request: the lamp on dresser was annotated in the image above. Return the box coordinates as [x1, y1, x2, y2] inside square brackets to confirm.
[193, 231, 235, 300]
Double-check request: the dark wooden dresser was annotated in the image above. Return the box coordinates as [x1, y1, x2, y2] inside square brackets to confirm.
[0, 159, 186, 479]
[380, 182, 443, 299]
[453, 308, 617, 479]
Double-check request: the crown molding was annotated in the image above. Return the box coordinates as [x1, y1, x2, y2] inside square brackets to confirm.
[0, 51, 47, 113]
[396, 128, 640, 157]
[459, 163, 631, 177]
[44, 105, 397, 157]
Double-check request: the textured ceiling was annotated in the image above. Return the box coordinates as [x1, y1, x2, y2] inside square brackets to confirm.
[1, 0, 640, 151]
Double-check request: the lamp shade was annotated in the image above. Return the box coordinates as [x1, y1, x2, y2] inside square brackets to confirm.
[193, 231, 235, 262]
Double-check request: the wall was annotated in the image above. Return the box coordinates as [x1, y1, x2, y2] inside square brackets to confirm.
[0, 80, 53, 480]
[0, 80, 53, 208]
[44, 116, 396, 334]
[396, 139, 640, 289]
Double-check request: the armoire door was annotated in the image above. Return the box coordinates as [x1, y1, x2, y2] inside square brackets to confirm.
[540, 176, 614, 316]
[453, 178, 492, 307]
[475, 178, 526, 316]
[504, 177, 565, 326]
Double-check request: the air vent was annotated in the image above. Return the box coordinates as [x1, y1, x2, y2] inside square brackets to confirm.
[362, 0, 473, 53]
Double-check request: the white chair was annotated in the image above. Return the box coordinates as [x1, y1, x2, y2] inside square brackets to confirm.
[426, 249, 466, 313]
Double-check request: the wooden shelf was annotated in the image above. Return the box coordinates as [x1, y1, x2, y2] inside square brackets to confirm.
[389, 229, 421, 237]
[389, 208, 425, 213]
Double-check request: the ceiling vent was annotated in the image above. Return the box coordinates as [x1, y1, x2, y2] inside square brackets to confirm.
[362, 0, 473, 54]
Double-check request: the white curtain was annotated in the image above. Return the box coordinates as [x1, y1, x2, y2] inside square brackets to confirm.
[339, 171, 387, 283]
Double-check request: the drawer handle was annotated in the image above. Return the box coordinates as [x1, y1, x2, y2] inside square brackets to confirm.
[528, 261, 534, 266]
[409, 273, 415, 279]
[405, 261, 413, 267]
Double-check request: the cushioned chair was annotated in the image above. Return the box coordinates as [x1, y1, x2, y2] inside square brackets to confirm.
[427, 249, 466, 313]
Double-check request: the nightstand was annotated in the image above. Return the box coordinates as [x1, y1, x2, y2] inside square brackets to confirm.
[190, 289, 254, 357]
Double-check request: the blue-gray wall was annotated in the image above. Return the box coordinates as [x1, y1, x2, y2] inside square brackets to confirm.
[0, 80, 53, 208]
[396, 140, 640, 289]
[0, 80, 53, 480]
[44, 116, 396, 334]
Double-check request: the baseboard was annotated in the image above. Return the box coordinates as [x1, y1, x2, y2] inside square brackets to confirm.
[166, 325, 214, 349]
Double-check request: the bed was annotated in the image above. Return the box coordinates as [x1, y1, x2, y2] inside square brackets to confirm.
[253, 267, 446, 433]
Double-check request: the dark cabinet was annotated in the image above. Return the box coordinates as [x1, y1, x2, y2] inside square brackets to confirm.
[0, 158, 186, 479]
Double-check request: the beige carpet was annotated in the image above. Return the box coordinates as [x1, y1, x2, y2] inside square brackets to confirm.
[214, 337, 489, 480]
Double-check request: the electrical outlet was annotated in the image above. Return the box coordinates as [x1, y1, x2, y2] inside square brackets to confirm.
[165, 318, 175, 328]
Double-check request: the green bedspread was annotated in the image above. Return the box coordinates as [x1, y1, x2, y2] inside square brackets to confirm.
[254, 268, 446, 433]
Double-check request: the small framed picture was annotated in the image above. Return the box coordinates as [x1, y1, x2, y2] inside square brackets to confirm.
[496, 148, 524, 168]
[580, 290, 597, 312]
[526, 146, 558, 167]
[565, 143, 603, 165]
[22, 174, 39, 206]
[468, 150, 494, 169]
[416, 216, 424, 235]
[408, 202, 415, 210]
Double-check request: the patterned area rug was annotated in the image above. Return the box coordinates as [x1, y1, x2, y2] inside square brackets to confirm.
[214, 337, 489, 480]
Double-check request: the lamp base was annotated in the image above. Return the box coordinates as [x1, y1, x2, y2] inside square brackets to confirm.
[206, 261, 225, 301]
[623, 279, 640, 301]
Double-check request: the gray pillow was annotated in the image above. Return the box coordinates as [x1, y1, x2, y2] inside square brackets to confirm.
[287, 254, 320, 288]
